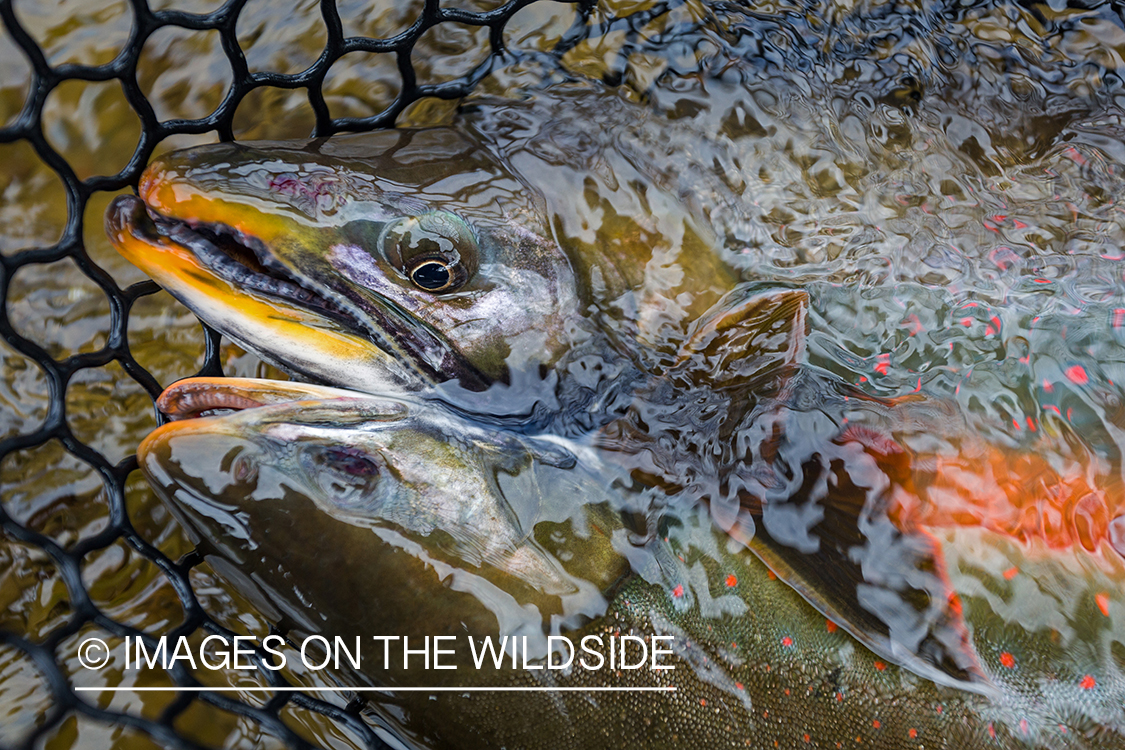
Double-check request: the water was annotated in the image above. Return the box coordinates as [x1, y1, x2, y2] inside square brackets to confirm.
[6, 0, 1125, 747]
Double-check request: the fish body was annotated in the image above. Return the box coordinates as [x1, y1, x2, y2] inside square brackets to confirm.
[139, 378, 1125, 750]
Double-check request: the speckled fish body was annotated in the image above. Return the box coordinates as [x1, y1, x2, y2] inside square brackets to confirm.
[139, 378, 1125, 750]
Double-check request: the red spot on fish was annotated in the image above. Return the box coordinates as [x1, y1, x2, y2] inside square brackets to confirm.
[1064, 146, 1087, 166]
[960, 317, 973, 327]
[803, 734, 811, 743]
[908, 728, 918, 739]
[872, 720, 881, 729]
[1034, 278, 1051, 284]
[874, 354, 890, 376]
[1097, 593, 1110, 616]
[700, 698, 707, 706]
[903, 314, 923, 336]
[1065, 365, 1088, 385]
[782, 636, 793, 647]
[1003, 567, 1019, 580]
[874, 661, 886, 671]
[736, 682, 744, 690]
[1080, 675, 1096, 690]
[1116, 309, 1125, 328]
[725, 574, 738, 588]
[1020, 719, 1029, 735]
[1013, 219, 1028, 228]
[672, 585, 684, 598]
[988, 724, 996, 739]
[1012, 419, 1021, 431]
[826, 620, 838, 633]
[1000, 652, 1016, 669]
[1027, 417, 1036, 432]
[835, 692, 843, 702]
[768, 570, 777, 580]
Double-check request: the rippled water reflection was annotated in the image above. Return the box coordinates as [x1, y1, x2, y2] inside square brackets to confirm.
[6, 0, 1125, 748]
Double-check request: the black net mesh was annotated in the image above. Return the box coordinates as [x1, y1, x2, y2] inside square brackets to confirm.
[0, 1, 661, 746]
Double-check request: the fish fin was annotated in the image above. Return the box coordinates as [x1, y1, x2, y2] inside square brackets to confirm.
[672, 287, 808, 391]
[733, 442, 990, 693]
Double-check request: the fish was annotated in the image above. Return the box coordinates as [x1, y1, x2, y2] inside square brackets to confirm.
[139, 377, 1125, 749]
[105, 86, 745, 403]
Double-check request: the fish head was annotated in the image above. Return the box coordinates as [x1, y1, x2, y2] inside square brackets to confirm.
[107, 130, 580, 393]
[138, 378, 624, 641]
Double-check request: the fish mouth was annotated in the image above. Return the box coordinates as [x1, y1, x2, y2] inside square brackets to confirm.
[108, 195, 357, 330]
[154, 377, 381, 420]
[108, 191, 492, 393]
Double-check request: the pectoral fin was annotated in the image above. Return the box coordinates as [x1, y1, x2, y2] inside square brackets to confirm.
[673, 287, 809, 391]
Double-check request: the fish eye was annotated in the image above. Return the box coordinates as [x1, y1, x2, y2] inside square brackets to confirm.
[408, 259, 454, 291]
[321, 447, 380, 477]
[380, 212, 479, 293]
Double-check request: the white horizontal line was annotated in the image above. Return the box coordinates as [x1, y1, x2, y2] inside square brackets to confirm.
[73, 686, 677, 693]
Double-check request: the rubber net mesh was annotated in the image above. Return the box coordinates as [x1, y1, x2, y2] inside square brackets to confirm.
[0, 0, 688, 746]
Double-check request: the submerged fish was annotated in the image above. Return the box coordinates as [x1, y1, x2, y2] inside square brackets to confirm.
[140, 378, 1125, 750]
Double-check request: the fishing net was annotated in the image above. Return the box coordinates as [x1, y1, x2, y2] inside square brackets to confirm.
[0, 0, 670, 746]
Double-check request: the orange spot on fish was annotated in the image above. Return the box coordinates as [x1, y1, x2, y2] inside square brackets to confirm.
[872, 720, 881, 729]
[672, 585, 684, 598]
[874, 661, 886, 671]
[1003, 567, 1019, 580]
[767, 570, 777, 581]
[826, 620, 838, 633]
[1066, 365, 1089, 385]
[1097, 593, 1110, 616]
[1080, 675, 1096, 690]
[908, 728, 918, 739]
[725, 574, 738, 587]
[700, 699, 707, 706]
[1000, 652, 1016, 669]
[803, 734, 811, 743]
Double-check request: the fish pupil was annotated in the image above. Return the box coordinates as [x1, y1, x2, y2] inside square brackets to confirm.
[411, 260, 453, 291]
[323, 448, 380, 477]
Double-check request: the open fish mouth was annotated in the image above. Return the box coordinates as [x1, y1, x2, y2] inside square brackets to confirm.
[107, 194, 364, 332]
[155, 377, 370, 420]
[105, 192, 447, 392]
[110, 195, 354, 326]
